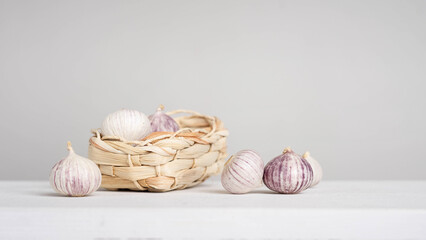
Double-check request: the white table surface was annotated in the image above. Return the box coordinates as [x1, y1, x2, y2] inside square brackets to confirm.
[1, 180, 426, 240]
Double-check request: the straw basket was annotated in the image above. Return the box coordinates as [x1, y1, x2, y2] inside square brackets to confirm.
[88, 110, 229, 192]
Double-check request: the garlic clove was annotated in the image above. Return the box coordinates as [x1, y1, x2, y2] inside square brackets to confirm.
[49, 142, 102, 197]
[101, 109, 151, 141]
[302, 151, 323, 187]
[148, 104, 180, 132]
[221, 150, 264, 194]
[263, 147, 313, 194]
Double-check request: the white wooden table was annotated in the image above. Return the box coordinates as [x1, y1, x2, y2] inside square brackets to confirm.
[1, 180, 425, 240]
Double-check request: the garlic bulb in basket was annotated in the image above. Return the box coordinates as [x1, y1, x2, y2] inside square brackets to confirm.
[148, 104, 179, 132]
[50, 142, 101, 197]
[221, 150, 264, 194]
[263, 147, 313, 194]
[302, 151, 322, 187]
[101, 109, 151, 140]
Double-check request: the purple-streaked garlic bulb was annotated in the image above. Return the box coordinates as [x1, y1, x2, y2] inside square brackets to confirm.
[263, 147, 313, 194]
[50, 142, 101, 197]
[221, 150, 264, 194]
[302, 152, 322, 187]
[148, 104, 179, 132]
[101, 109, 151, 141]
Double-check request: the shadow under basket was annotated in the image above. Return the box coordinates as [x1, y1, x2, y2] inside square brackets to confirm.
[88, 109, 229, 192]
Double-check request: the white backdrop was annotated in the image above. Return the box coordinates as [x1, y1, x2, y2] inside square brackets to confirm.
[1, 0, 425, 180]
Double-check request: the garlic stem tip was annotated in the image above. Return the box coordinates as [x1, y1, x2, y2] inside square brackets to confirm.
[283, 147, 292, 154]
[67, 141, 73, 151]
[158, 104, 165, 111]
[224, 155, 234, 166]
[302, 151, 310, 159]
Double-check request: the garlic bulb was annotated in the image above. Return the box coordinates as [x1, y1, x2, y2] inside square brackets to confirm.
[263, 147, 313, 194]
[101, 109, 151, 141]
[221, 150, 264, 194]
[148, 104, 179, 132]
[302, 152, 322, 187]
[50, 142, 101, 197]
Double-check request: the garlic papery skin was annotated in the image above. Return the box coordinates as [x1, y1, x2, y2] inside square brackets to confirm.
[302, 152, 322, 187]
[148, 104, 179, 132]
[263, 147, 313, 194]
[101, 109, 151, 141]
[49, 142, 102, 197]
[221, 150, 264, 194]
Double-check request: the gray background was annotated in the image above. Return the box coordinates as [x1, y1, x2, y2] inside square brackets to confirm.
[1, 0, 425, 180]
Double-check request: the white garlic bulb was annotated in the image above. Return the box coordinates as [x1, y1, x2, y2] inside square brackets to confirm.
[101, 109, 151, 141]
[50, 142, 102, 197]
[302, 151, 323, 187]
[221, 150, 264, 194]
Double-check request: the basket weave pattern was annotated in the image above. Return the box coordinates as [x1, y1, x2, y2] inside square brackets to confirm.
[88, 110, 229, 192]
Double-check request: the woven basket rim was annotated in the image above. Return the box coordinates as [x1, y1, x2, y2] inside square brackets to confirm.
[88, 109, 229, 192]
[91, 109, 228, 147]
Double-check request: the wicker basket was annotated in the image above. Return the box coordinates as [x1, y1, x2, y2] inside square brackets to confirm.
[88, 109, 229, 192]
